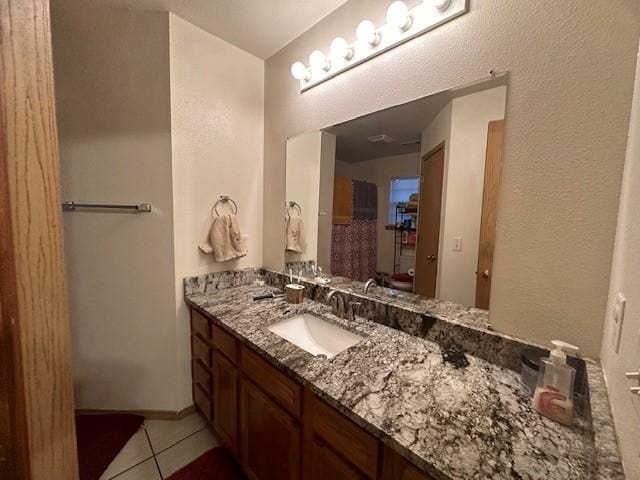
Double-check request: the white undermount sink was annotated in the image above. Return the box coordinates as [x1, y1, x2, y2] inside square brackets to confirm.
[267, 313, 364, 359]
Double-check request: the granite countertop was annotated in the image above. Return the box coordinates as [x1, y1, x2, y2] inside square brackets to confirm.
[277, 268, 491, 331]
[185, 283, 622, 480]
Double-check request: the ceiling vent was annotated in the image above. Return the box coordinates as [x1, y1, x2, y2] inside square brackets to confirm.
[401, 139, 421, 147]
[367, 134, 394, 144]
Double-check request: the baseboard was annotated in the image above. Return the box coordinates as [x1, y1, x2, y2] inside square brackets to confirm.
[75, 404, 196, 420]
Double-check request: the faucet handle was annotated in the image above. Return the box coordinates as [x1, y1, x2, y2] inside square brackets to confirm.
[347, 301, 362, 320]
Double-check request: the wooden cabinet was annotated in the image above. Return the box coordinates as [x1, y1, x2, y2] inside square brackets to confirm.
[240, 377, 301, 480]
[309, 437, 367, 480]
[381, 447, 434, 480]
[241, 346, 301, 417]
[188, 307, 432, 480]
[303, 389, 379, 479]
[213, 350, 238, 454]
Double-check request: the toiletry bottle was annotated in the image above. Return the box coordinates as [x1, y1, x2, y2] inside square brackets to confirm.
[532, 340, 579, 426]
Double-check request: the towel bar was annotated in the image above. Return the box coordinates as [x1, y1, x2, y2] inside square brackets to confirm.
[62, 201, 152, 213]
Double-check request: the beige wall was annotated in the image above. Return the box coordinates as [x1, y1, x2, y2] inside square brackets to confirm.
[420, 86, 506, 306]
[286, 131, 323, 264]
[335, 153, 420, 274]
[53, 7, 265, 411]
[601, 43, 640, 480]
[52, 6, 179, 410]
[169, 14, 265, 408]
[263, 0, 640, 357]
[318, 133, 337, 270]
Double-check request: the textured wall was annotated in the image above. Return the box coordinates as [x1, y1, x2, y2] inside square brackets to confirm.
[52, 7, 179, 410]
[170, 14, 265, 408]
[263, 0, 640, 357]
[601, 42, 640, 479]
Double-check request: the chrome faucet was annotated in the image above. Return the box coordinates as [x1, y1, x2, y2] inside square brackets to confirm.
[364, 278, 377, 294]
[326, 290, 361, 321]
[326, 290, 345, 318]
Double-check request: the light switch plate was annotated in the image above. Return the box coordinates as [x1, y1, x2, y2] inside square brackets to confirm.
[612, 292, 627, 354]
[453, 237, 462, 252]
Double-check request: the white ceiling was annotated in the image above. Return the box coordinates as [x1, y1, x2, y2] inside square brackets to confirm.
[76, 0, 349, 59]
[326, 76, 508, 163]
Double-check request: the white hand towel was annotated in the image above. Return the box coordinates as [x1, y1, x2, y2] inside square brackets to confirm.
[200, 213, 247, 262]
[285, 216, 306, 253]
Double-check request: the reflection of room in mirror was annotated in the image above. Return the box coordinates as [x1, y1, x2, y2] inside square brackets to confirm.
[285, 76, 507, 311]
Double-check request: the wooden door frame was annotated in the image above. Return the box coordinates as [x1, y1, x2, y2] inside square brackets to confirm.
[0, 0, 79, 478]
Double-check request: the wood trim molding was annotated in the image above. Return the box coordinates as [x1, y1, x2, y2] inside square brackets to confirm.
[76, 405, 196, 421]
[0, 0, 79, 478]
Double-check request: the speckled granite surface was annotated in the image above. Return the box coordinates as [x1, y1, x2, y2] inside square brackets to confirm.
[261, 268, 548, 372]
[184, 276, 624, 480]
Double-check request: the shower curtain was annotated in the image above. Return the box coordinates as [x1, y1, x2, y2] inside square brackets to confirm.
[331, 180, 377, 281]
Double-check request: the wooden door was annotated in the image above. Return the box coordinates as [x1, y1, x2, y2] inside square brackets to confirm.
[414, 143, 446, 298]
[240, 378, 301, 480]
[309, 437, 367, 480]
[475, 120, 505, 310]
[213, 351, 238, 455]
[0, 0, 78, 478]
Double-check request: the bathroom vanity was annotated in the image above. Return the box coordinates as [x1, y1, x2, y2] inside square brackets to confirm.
[184, 269, 622, 480]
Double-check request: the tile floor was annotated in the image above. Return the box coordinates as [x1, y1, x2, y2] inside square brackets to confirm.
[99, 413, 220, 479]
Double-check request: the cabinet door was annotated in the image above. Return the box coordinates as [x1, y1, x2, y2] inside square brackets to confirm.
[240, 378, 301, 480]
[310, 437, 367, 480]
[213, 351, 238, 454]
[381, 446, 433, 480]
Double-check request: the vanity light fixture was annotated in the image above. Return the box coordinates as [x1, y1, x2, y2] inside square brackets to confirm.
[431, 0, 452, 12]
[291, 0, 468, 91]
[387, 1, 412, 31]
[330, 37, 353, 60]
[309, 50, 331, 71]
[356, 20, 381, 47]
[290, 61, 311, 81]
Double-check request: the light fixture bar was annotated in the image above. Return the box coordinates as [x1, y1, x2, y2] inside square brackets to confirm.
[294, 0, 468, 92]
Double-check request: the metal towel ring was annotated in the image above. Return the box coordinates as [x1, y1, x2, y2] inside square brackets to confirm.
[212, 195, 238, 216]
[286, 201, 302, 218]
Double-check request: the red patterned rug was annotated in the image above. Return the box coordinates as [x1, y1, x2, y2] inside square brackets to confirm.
[75, 413, 144, 480]
[167, 447, 245, 480]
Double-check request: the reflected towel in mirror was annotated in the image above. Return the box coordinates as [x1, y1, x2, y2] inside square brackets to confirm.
[285, 216, 306, 253]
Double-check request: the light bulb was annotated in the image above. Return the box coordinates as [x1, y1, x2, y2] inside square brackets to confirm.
[330, 37, 353, 60]
[290, 61, 310, 81]
[431, 0, 451, 12]
[309, 50, 330, 71]
[356, 20, 380, 47]
[386, 1, 411, 31]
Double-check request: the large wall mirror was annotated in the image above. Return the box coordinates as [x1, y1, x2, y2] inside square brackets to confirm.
[285, 75, 508, 311]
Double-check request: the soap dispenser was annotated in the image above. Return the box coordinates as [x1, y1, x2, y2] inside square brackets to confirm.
[532, 340, 579, 426]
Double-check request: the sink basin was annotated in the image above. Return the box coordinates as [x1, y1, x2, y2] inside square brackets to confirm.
[267, 313, 363, 358]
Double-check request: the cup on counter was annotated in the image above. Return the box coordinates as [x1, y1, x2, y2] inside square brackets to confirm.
[285, 283, 305, 304]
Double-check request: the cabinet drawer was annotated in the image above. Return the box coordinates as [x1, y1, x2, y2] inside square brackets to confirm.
[194, 383, 212, 422]
[191, 309, 211, 340]
[307, 391, 378, 479]
[192, 334, 212, 367]
[192, 359, 212, 394]
[240, 346, 301, 418]
[211, 323, 238, 364]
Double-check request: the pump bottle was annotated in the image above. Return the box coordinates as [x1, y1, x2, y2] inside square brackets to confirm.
[532, 340, 579, 426]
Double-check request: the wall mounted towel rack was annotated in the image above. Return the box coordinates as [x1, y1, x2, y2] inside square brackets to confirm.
[286, 201, 302, 218]
[62, 201, 152, 213]
[212, 195, 238, 216]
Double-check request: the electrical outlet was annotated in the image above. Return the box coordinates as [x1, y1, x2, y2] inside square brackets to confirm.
[453, 237, 462, 252]
[612, 293, 627, 354]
